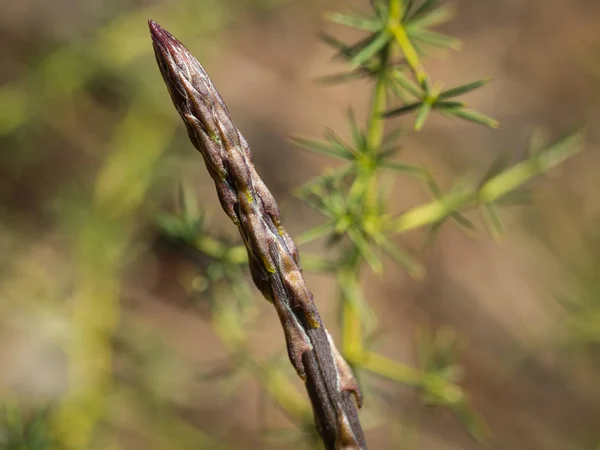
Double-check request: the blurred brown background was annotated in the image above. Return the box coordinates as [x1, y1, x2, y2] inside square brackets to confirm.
[1, 0, 600, 449]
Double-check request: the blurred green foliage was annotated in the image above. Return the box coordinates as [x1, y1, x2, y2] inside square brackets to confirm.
[0, 0, 594, 449]
[0, 406, 56, 450]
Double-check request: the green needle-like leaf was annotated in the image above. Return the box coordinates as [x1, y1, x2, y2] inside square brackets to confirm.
[435, 100, 464, 109]
[380, 238, 425, 278]
[383, 101, 422, 117]
[320, 32, 378, 64]
[389, 77, 415, 102]
[319, 33, 348, 52]
[294, 188, 332, 217]
[480, 202, 504, 240]
[422, 219, 446, 248]
[450, 211, 478, 234]
[412, 0, 443, 19]
[295, 166, 353, 200]
[297, 221, 337, 245]
[351, 30, 391, 68]
[380, 161, 426, 177]
[347, 109, 367, 151]
[407, 3, 455, 29]
[402, 0, 417, 20]
[325, 12, 383, 32]
[290, 135, 353, 160]
[439, 79, 491, 99]
[414, 102, 432, 130]
[381, 126, 404, 147]
[451, 403, 491, 444]
[348, 228, 383, 273]
[409, 29, 461, 50]
[443, 107, 499, 128]
[316, 70, 370, 85]
[324, 128, 357, 157]
[391, 69, 423, 97]
[423, 172, 442, 197]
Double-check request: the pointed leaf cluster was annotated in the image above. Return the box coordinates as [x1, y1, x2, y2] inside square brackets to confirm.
[324, 0, 457, 73]
[415, 327, 490, 442]
[321, 1, 495, 131]
[291, 110, 423, 177]
[293, 116, 424, 277]
[384, 77, 498, 130]
[156, 183, 251, 313]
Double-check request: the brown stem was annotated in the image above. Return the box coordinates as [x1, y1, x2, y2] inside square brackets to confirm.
[148, 20, 367, 449]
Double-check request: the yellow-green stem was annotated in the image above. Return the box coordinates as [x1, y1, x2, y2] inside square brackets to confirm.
[361, 352, 464, 403]
[51, 97, 176, 448]
[340, 260, 365, 363]
[388, 0, 426, 84]
[342, 30, 392, 362]
[365, 59, 388, 153]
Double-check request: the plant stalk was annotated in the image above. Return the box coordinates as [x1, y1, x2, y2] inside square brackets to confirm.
[149, 20, 367, 449]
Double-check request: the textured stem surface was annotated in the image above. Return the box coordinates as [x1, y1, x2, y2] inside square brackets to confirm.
[148, 20, 367, 449]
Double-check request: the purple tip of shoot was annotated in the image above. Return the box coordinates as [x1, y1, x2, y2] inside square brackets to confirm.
[147, 19, 194, 84]
[147, 19, 230, 121]
[147, 19, 201, 77]
[148, 19, 162, 42]
[148, 19, 177, 49]
[148, 19, 194, 63]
